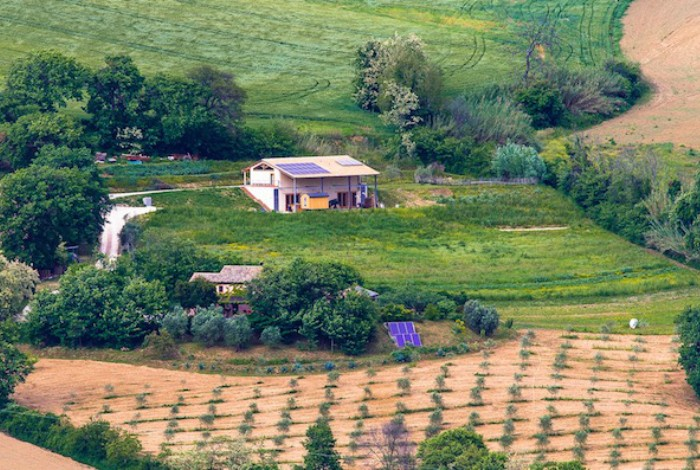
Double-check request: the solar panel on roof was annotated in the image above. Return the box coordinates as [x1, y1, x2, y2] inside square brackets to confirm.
[277, 163, 330, 176]
[337, 158, 363, 166]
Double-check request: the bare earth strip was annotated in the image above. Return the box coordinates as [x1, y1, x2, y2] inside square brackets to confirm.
[13, 331, 700, 469]
[0, 433, 92, 470]
[585, 0, 700, 147]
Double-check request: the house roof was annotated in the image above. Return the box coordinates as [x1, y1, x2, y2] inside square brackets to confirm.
[190, 265, 263, 284]
[249, 155, 379, 179]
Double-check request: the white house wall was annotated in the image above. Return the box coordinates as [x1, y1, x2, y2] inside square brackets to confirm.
[250, 169, 275, 185]
[245, 185, 276, 211]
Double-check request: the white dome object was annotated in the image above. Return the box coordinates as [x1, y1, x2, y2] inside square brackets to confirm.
[629, 318, 639, 329]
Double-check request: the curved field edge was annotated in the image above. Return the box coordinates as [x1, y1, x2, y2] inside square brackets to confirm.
[13, 330, 699, 469]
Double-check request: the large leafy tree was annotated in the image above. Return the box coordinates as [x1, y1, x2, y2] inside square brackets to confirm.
[186, 65, 246, 129]
[130, 232, 223, 296]
[676, 306, 700, 398]
[26, 265, 168, 348]
[3, 51, 87, 115]
[417, 428, 507, 470]
[0, 112, 84, 169]
[0, 321, 35, 407]
[0, 164, 110, 270]
[304, 292, 378, 355]
[0, 255, 39, 322]
[247, 258, 362, 336]
[300, 419, 342, 470]
[86, 55, 145, 150]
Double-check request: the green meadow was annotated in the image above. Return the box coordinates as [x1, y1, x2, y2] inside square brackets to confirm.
[133, 185, 700, 333]
[0, 0, 632, 132]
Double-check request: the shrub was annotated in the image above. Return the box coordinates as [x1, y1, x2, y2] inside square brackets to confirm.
[260, 326, 282, 348]
[142, 331, 179, 360]
[463, 300, 499, 337]
[492, 142, 546, 181]
[446, 95, 534, 146]
[223, 314, 252, 350]
[515, 81, 565, 129]
[162, 306, 189, 340]
[379, 303, 414, 322]
[191, 305, 226, 345]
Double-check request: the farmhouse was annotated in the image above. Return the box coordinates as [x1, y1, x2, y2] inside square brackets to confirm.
[189, 265, 263, 314]
[242, 155, 380, 213]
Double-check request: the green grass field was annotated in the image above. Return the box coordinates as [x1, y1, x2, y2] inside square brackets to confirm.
[131, 185, 700, 333]
[0, 0, 632, 132]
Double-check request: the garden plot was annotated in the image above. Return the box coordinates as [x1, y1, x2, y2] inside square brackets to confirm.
[14, 330, 700, 468]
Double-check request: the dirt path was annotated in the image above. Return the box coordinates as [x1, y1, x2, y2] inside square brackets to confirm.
[585, 0, 700, 147]
[13, 330, 700, 469]
[0, 433, 92, 470]
[99, 206, 156, 260]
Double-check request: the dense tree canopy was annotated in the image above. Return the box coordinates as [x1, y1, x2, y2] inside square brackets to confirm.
[0, 112, 84, 169]
[417, 428, 507, 470]
[247, 258, 362, 336]
[676, 306, 700, 398]
[86, 55, 145, 151]
[0, 255, 39, 322]
[26, 265, 168, 348]
[0, 321, 35, 407]
[130, 232, 224, 295]
[0, 163, 110, 270]
[3, 51, 87, 115]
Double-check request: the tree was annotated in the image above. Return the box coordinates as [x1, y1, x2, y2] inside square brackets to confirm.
[416, 428, 507, 470]
[174, 278, 218, 309]
[247, 258, 362, 337]
[223, 315, 252, 350]
[191, 305, 226, 346]
[162, 306, 190, 340]
[361, 421, 417, 470]
[260, 326, 283, 348]
[0, 321, 35, 407]
[131, 232, 223, 295]
[86, 55, 145, 150]
[320, 292, 378, 355]
[0, 112, 84, 169]
[354, 34, 442, 121]
[300, 419, 342, 470]
[492, 143, 546, 180]
[186, 65, 247, 129]
[33, 145, 94, 170]
[676, 306, 700, 398]
[463, 300, 499, 337]
[515, 12, 560, 83]
[0, 255, 39, 321]
[26, 266, 167, 348]
[0, 165, 110, 270]
[4, 51, 87, 114]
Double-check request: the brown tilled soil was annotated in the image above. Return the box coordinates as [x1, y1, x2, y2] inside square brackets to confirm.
[13, 330, 700, 469]
[586, 0, 700, 147]
[0, 433, 92, 470]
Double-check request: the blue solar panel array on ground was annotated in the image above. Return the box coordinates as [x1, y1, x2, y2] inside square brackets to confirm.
[277, 163, 330, 176]
[386, 321, 422, 348]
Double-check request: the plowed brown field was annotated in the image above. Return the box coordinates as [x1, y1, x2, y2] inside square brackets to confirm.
[0, 433, 92, 470]
[586, 0, 700, 147]
[13, 331, 700, 469]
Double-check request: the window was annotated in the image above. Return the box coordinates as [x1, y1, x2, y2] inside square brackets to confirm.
[337, 192, 357, 208]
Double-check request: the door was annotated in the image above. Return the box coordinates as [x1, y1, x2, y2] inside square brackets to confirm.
[273, 189, 279, 212]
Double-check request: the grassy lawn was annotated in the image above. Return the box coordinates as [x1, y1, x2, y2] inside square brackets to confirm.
[131, 185, 700, 333]
[0, 0, 632, 133]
